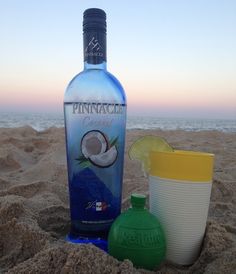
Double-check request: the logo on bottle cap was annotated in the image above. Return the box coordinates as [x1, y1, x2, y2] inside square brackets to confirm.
[85, 37, 103, 56]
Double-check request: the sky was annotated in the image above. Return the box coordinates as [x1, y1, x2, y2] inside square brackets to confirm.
[0, 0, 236, 119]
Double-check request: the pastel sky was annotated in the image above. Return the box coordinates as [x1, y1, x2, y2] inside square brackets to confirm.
[0, 0, 236, 118]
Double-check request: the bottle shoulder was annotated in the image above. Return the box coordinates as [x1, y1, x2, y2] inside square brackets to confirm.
[64, 69, 126, 104]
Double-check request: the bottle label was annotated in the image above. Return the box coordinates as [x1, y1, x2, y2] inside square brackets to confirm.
[116, 227, 165, 248]
[83, 31, 106, 64]
[64, 102, 126, 232]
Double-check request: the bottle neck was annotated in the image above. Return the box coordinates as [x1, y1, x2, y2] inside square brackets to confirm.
[84, 61, 107, 70]
[83, 30, 107, 67]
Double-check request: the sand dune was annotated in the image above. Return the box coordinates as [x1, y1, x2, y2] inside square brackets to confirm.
[0, 126, 235, 273]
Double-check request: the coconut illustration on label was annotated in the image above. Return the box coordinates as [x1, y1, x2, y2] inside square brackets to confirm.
[80, 130, 118, 168]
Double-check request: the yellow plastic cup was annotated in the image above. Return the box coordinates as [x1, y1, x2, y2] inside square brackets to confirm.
[149, 150, 214, 265]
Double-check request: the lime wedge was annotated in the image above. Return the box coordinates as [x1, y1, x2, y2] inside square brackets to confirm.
[128, 136, 173, 173]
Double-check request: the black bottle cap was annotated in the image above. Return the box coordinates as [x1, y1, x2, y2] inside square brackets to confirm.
[83, 8, 106, 33]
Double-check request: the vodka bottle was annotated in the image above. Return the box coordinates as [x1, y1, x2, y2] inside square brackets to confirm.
[64, 8, 126, 245]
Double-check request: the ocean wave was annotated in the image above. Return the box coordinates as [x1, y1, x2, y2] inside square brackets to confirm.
[0, 112, 236, 132]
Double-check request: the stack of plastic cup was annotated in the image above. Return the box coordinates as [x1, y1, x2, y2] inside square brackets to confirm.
[149, 150, 214, 265]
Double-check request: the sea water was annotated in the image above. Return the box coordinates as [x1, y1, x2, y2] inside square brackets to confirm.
[1, 112, 235, 133]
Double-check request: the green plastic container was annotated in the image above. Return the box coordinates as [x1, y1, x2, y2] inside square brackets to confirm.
[108, 194, 166, 270]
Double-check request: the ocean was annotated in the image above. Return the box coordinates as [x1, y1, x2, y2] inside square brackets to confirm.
[0, 112, 235, 132]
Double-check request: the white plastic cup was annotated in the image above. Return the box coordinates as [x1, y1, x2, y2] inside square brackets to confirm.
[148, 150, 214, 265]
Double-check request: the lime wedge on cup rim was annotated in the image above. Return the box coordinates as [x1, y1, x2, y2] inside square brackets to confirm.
[128, 136, 173, 174]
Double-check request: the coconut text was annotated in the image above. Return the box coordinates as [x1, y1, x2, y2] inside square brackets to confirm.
[82, 116, 113, 128]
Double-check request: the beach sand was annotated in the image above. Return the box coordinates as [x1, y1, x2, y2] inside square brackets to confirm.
[0, 126, 235, 273]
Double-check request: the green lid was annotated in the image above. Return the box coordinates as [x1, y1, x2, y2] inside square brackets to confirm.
[131, 193, 146, 208]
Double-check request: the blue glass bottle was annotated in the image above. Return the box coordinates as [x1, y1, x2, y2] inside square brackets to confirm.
[64, 8, 126, 249]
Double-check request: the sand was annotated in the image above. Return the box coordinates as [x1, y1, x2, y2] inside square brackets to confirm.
[0, 126, 235, 273]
